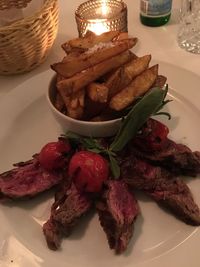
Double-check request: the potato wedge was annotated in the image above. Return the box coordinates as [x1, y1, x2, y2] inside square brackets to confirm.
[153, 75, 167, 88]
[62, 31, 120, 53]
[54, 92, 65, 112]
[56, 75, 71, 110]
[113, 32, 128, 41]
[109, 65, 159, 111]
[57, 50, 132, 97]
[106, 55, 151, 98]
[99, 51, 137, 82]
[87, 82, 109, 103]
[66, 89, 85, 119]
[52, 38, 138, 78]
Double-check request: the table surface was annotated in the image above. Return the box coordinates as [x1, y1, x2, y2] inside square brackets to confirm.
[0, 0, 199, 97]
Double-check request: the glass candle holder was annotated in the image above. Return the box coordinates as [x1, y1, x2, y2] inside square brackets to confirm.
[75, 0, 127, 37]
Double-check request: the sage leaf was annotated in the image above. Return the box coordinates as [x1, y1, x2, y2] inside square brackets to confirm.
[64, 131, 81, 140]
[86, 148, 102, 153]
[108, 153, 120, 179]
[154, 111, 171, 120]
[110, 87, 168, 152]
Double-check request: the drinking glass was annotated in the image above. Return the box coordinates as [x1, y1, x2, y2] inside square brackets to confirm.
[177, 0, 200, 54]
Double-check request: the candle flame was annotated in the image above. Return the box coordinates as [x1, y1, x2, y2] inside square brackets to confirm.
[86, 20, 109, 35]
[84, 0, 110, 36]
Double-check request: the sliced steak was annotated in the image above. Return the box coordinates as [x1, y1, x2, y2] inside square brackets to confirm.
[96, 180, 139, 254]
[121, 156, 200, 225]
[0, 158, 64, 199]
[132, 138, 200, 176]
[43, 217, 62, 250]
[131, 118, 200, 176]
[43, 182, 92, 250]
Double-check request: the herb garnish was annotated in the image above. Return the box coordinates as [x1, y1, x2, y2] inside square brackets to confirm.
[63, 85, 171, 179]
[111, 85, 171, 151]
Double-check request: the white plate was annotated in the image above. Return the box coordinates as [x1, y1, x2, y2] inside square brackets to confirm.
[0, 63, 200, 267]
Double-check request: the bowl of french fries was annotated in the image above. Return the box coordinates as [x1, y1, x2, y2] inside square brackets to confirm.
[47, 31, 167, 137]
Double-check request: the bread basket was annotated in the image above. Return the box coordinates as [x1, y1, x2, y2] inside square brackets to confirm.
[0, 0, 59, 75]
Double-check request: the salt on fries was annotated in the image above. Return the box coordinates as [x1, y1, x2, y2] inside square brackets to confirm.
[51, 31, 166, 120]
[52, 38, 137, 78]
[61, 31, 124, 53]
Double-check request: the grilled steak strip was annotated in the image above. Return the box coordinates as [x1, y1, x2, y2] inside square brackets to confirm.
[43, 217, 62, 250]
[132, 138, 200, 177]
[131, 118, 200, 176]
[0, 158, 63, 199]
[121, 156, 200, 225]
[96, 180, 139, 254]
[43, 182, 92, 250]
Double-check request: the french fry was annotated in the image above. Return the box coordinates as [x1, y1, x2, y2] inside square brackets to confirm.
[106, 55, 151, 98]
[87, 82, 109, 103]
[55, 74, 71, 111]
[66, 89, 85, 119]
[61, 31, 95, 54]
[113, 32, 129, 41]
[62, 31, 120, 53]
[99, 51, 137, 82]
[54, 92, 65, 112]
[153, 75, 167, 88]
[57, 50, 132, 97]
[109, 65, 159, 111]
[52, 38, 138, 78]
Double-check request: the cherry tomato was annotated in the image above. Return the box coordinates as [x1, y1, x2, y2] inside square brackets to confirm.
[148, 119, 169, 141]
[39, 140, 71, 170]
[68, 151, 109, 193]
[134, 118, 169, 151]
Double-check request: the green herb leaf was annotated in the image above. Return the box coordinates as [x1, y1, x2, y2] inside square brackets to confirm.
[81, 138, 96, 148]
[110, 86, 169, 152]
[108, 153, 120, 179]
[86, 148, 102, 153]
[152, 85, 172, 115]
[154, 111, 171, 120]
[62, 132, 81, 148]
[64, 131, 81, 141]
[64, 132, 103, 151]
[153, 99, 172, 113]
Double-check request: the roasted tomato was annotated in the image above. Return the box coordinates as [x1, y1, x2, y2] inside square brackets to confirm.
[68, 151, 109, 193]
[134, 118, 169, 151]
[39, 140, 71, 170]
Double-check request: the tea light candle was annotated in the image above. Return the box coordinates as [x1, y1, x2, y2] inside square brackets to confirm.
[85, 19, 110, 35]
[75, 0, 127, 37]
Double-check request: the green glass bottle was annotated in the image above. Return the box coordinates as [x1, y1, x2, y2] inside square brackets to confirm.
[140, 0, 172, 27]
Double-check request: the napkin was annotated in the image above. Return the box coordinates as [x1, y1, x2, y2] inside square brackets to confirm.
[0, 0, 44, 26]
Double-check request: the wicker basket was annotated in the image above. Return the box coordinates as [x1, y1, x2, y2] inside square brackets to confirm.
[0, 0, 59, 75]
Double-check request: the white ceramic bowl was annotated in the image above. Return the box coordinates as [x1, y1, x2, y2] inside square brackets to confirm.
[47, 75, 121, 137]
